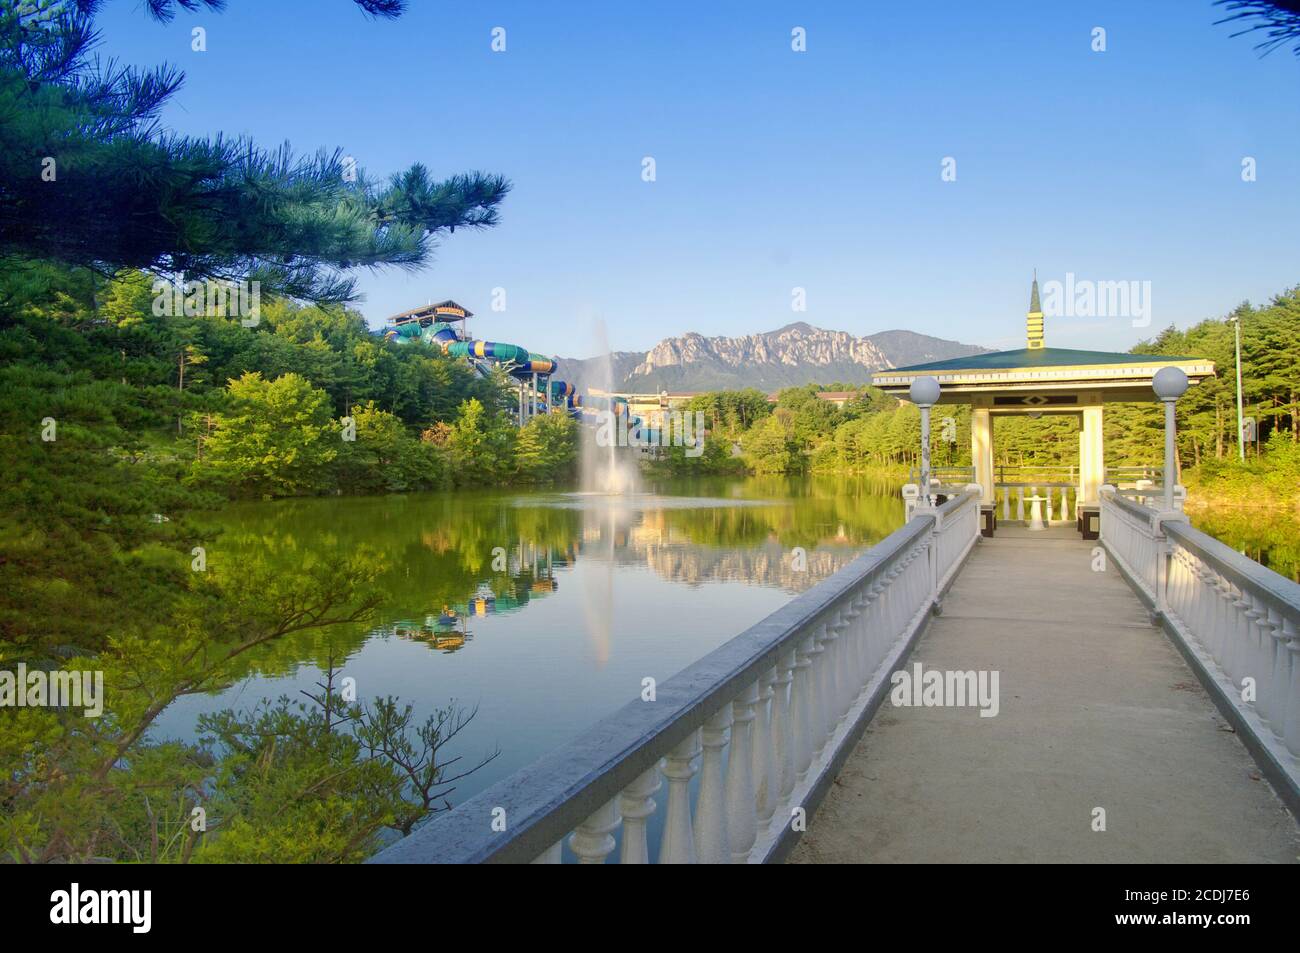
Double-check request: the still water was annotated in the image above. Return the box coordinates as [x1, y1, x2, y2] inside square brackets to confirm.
[153, 475, 906, 805]
[152, 476, 1298, 815]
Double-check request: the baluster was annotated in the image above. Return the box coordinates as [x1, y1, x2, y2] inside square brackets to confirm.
[791, 636, 816, 781]
[773, 650, 798, 801]
[1177, 550, 1195, 631]
[1268, 605, 1289, 738]
[1001, 486, 1010, 522]
[819, 614, 843, 739]
[806, 623, 831, 759]
[570, 797, 621, 864]
[1229, 583, 1252, 684]
[726, 681, 760, 863]
[1046, 487, 1054, 522]
[531, 840, 563, 864]
[848, 591, 870, 701]
[885, 563, 901, 636]
[837, 605, 857, 717]
[694, 706, 732, 864]
[1193, 561, 1215, 655]
[865, 579, 886, 673]
[1213, 574, 1234, 675]
[1016, 486, 1024, 523]
[1255, 600, 1279, 731]
[1241, 593, 1266, 719]
[1282, 619, 1300, 758]
[753, 666, 779, 824]
[1166, 548, 1186, 627]
[1060, 485, 1069, 522]
[658, 731, 701, 864]
[619, 767, 661, 864]
[1191, 559, 1211, 647]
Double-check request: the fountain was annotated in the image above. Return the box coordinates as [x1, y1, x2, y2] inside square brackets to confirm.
[579, 318, 643, 496]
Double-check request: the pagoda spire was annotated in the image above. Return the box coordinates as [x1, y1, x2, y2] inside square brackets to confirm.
[1027, 270, 1044, 350]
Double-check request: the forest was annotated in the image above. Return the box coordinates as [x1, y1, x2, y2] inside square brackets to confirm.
[665, 289, 1300, 507]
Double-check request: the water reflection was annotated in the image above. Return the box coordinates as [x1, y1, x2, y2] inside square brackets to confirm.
[151, 475, 907, 801]
[1187, 506, 1300, 582]
[161, 476, 1292, 811]
[192, 475, 905, 676]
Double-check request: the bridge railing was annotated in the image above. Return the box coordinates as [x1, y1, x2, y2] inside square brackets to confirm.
[1099, 486, 1300, 802]
[371, 490, 981, 864]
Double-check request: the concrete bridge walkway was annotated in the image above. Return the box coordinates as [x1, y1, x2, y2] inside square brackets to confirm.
[790, 525, 1300, 864]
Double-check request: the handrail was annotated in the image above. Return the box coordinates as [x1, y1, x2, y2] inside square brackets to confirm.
[1098, 486, 1300, 808]
[372, 492, 981, 864]
[1103, 486, 1159, 523]
[1163, 520, 1300, 621]
[994, 481, 1074, 487]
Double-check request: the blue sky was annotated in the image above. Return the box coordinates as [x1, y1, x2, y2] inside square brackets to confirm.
[94, 0, 1300, 357]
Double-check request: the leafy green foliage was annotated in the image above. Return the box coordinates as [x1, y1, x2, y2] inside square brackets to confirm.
[0, 2, 509, 301]
[514, 409, 579, 484]
[193, 372, 338, 497]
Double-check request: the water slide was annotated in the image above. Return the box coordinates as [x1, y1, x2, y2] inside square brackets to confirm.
[383, 319, 656, 440]
[385, 320, 579, 414]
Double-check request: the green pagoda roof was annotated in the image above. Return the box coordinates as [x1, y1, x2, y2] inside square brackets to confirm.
[884, 347, 1202, 375]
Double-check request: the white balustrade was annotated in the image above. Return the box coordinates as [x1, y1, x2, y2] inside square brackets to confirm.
[372, 491, 985, 865]
[1100, 486, 1300, 788]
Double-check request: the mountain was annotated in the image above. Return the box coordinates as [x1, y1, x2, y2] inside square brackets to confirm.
[554, 323, 987, 393]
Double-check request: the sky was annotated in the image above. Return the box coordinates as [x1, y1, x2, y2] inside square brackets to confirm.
[93, 0, 1300, 358]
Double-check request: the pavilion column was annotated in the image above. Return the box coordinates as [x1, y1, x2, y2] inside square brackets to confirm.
[1081, 405, 1104, 504]
[971, 406, 994, 504]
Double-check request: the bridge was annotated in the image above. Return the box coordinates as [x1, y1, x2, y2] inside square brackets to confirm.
[370, 284, 1299, 864]
[370, 474, 1300, 862]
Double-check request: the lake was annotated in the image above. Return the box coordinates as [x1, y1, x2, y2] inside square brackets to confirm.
[151, 475, 1298, 812]
[152, 474, 905, 804]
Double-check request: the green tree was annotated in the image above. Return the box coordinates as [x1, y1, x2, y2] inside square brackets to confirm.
[445, 398, 515, 486]
[514, 410, 579, 484]
[742, 415, 799, 474]
[336, 400, 447, 493]
[194, 372, 337, 497]
[0, 2, 509, 302]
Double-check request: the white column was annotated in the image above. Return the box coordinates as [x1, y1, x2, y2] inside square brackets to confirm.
[693, 706, 732, 864]
[791, 636, 815, 781]
[1081, 405, 1104, 504]
[971, 405, 993, 503]
[726, 682, 760, 863]
[570, 798, 621, 864]
[658, 732, 700, 864]
[752, 667, 779, 824]
[773, 651, 797, 801]
[619, 767, 661, 864]
[1283, 619, 1300, 758]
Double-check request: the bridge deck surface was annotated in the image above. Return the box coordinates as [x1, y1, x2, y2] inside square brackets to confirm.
[790, 525, 1299, 863]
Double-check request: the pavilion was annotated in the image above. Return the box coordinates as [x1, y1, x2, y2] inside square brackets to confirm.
[872, 277, 1215, 516]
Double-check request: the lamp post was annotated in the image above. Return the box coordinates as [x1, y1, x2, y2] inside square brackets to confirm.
[1229, 315, 1245, 461]
[909, 376, 942, 504]
[1153, 366, 1188, 512]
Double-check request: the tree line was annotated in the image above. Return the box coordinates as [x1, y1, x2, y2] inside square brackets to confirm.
[670, 288, 1300, 503]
